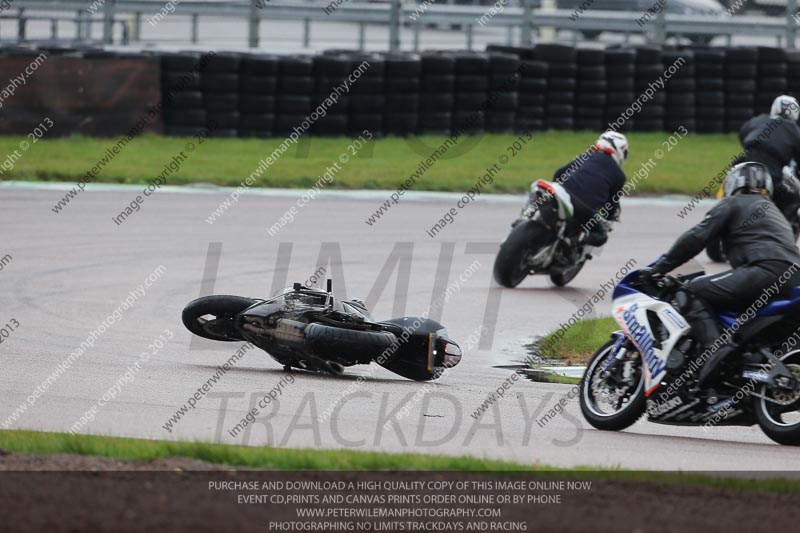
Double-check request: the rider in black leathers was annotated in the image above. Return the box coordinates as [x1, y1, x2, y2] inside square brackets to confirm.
[738, 95, 800, 230]
[643, 162, 800, 387]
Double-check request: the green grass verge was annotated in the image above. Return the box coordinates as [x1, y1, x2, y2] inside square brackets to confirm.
[538, 317, 618, 366]
[0, 430, 526, 471]
[1, 131, 738, 195]
[2, 430, 800, 493]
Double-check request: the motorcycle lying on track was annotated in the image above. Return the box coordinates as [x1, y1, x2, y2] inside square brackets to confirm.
[493, 180, 613, 288]
[579, 264, 800, 445]
[182, 281, 462, 381]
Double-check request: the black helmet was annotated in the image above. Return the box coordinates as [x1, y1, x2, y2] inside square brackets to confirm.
[722, 162, 773, 197]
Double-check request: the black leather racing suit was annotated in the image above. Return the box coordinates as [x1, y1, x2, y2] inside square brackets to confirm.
[652, 193, 800, 385]
[738, 114, 800, 227]
[552, 151, 627, 245]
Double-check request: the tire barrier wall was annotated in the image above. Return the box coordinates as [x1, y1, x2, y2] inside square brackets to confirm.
[0, 48, 162, 137]
[1, 44, 799, 138]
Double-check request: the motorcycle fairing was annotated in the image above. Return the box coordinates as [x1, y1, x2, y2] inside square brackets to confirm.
[612, 292, 691, 396]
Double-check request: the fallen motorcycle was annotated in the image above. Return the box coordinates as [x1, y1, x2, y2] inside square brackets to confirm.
[182, 281, 462, 381]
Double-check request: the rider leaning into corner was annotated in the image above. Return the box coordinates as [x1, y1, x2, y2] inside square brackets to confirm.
[640, 162, 800, 388]
[548, 131, 629, 247]
[738, 95, 800, 231]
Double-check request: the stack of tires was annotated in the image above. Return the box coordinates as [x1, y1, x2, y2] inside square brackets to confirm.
[725, 47, 758, 133]
[574, 48, 606, 131]
[515, 57, 547, 133]
[453, 52, 489, 135]
[604, 48, 636, 133]
[239, 54, 277, 138]
[348, 53, 384, 137]
[486, 52, 520, 133]
[161, 52, 206, 136]
[312, 54, 352, 136]
[663, 49, 695, 134]
[383, 53, 421, 137]
[535, 44, 576, 130]
[788, 50, 800, 100]
[693, 48, 726, 134]
[201, 52, 240, 137]
[418, 53, 455, 135]
[756, 47, 788, 114]
[633, 46, 665, 132]
[274, 55, 314, 137]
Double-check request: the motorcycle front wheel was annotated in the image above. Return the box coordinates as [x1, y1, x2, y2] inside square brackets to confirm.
[580, 338, 646, 431]
[550, 259, 586, 287]
[182, 295, 255, 342]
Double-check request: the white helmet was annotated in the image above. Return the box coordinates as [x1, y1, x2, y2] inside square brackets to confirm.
[771, 95, 800, 122]
[595, 131, 629, 167]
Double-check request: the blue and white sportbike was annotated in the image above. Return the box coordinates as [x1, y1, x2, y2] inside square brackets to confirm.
[579, 266, 800, 445]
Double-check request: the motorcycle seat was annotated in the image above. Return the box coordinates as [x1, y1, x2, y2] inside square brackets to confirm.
[717, 286, 800, 326]
[532, 180, 574, 220]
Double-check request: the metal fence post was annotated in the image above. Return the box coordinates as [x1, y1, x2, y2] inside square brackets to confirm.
[17, 8, 25, 42]
[389, 0, 401, 51]
[788, 0, 798, 50]
[103, 0, 115, 44]
[521, 0, 533, 45]
[191, 13, 199, 44]
[249, 0, 259, 48]
[655, 6, 666, 45]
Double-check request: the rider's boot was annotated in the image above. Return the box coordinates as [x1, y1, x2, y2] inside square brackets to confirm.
[583, 225, 609, 247]
[676, 292, 736, 388]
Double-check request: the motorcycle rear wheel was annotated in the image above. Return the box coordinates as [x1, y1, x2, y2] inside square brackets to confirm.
[493, 221, 551, 288]
[182, 295, 255, 342]
[305, 323, 397, 364]
[580, 339, 646, 431]
[705, 237, 728, 263]
[754, 350, 800, 445]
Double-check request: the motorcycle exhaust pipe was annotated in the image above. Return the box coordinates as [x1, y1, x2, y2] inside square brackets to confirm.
[272, 319, 306, 343]
[325, 361, 345, 375]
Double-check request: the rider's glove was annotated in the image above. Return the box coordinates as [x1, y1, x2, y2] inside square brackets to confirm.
[638, 266, 665, 283]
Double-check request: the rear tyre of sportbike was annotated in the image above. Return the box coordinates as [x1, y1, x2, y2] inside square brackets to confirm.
[754, 350, 800, 445]
[305, 323, 397, 363]
[580, 339, 646, 431]
[181, 295, 255, 342]
[550, 259, 586, 287]
[493, 221, 551, 288]
[705, 238, 728, 263]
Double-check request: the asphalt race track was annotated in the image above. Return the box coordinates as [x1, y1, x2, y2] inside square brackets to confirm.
[3, 181, 800, 471]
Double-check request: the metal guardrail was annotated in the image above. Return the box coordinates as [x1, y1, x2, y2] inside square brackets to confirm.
[4, 0, 800, 50]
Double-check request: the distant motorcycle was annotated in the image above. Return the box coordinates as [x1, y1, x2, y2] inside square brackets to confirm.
[182, 281, 462, 381]
[493, 180, 613, 288]
[579, 264, 800, 445]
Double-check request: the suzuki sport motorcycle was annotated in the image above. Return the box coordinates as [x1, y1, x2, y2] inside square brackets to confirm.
[182, 281, 462, 381]
[493, 180, 613, 288]
[579, 265, 800, 445]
